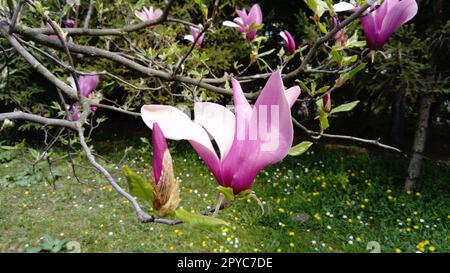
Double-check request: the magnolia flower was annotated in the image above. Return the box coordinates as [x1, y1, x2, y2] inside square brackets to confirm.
[68, 104, 80, 121]
[65, 19, 75, 28]
[184, 24, 205, 48]
[223, 4, 263, 42]
[150, 123, 180, 216]
[141, 71, 300, 193]
[68, 74, 100, 111]
[334, 0, 418, 50]
[279, 30, 296, 55]
[135, 7, 163, 30]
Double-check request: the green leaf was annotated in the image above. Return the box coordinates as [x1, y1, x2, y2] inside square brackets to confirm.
[122, 165, 152, 205]
[319, 111, 330, 131]
[174, 209, 229, 227]
[346, 63, 366, 80]
[258, 48, 276, 58]
[330, 100, 360, 114]
[318, 22, 328, 34]
[288, 141, 313, 156]
[193, 0, 208, 18]
[306, 0, 318, 13]
[295, 80, 311, 95]
[217, 186, 235, 202]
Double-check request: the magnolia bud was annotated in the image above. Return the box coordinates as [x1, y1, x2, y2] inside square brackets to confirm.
[151, 123, 180, 216]
[322, 93, 331, 113]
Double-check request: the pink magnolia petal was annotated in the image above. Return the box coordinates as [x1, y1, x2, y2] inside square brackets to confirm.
[79, 74, 99, 97]
[361, 13, 380, 49]
[194, 102, 235, 160]
[285, 86, 301, 108]
[380, 0, 418, 39]
[236, 9, 249, 25]
[252, 70, 295, 167]
[151, 122, 168, 183]
[134, 10, 147, 22]
[280, 30, 296, 55]
[248, 4, 263, 25]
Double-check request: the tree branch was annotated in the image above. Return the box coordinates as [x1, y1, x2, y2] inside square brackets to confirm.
[0, 29, 77, 98]
[284, 2, 374, 81]
[19, 30, 259, 98]
[0, 111, 77, 129]
[16, 0, 175, 37]
[292, 117, 401, 153]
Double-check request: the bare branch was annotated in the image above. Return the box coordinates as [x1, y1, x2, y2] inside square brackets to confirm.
[0, 29, 77, 98]
[19, 30, 259, 98]
[83, 0, 94, 29]
[76, 124, 153, 222]
[0, 111, 77, 129]
[8, 0, 24, 33]
[292, 117, 401, 153]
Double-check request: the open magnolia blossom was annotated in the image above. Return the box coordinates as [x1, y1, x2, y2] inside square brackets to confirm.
[334, 0, 418, 50]
[184, 24, 205, 48]
[223, 4, 263, 42]
[134, 6, 163, 30]
[279, 30, 296, 55]
[141, 71, 300, 193]
[68, 74, 101, 111]
[150, 123, 180, 216]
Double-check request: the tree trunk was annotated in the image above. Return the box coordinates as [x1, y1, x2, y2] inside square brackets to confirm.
[404, 96, 432, 191]
[390, 90, 406, 146]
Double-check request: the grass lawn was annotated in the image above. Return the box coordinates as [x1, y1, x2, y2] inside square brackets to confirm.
[0, 138, 449, 253]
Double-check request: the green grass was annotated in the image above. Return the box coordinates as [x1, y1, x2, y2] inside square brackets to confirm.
[0, 139, 448, 253]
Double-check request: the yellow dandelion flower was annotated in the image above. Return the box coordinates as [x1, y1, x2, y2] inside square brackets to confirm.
[278, 208, 285, 213]
[360, 204, 366, 209]
[314, 213, 321, 221]
[395, 248, 402, 253]
[289, 242, 295, 248]
[288, 231, 295, 236]
[429, 246, 435, 252]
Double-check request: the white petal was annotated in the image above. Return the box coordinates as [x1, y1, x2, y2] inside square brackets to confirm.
[141, 105, 215, 154]
[279, 31, 288, 43]
[184, 35, 194, 42]
[194, 102, 235, 159]
[333, 2, 356, 12]
[222, 21, 240, 28]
